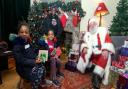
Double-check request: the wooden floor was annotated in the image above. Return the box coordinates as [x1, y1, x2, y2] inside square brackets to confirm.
[0, 67, 114, 89]
[0, 57, 115, 89]
[0, 68, 19, 89]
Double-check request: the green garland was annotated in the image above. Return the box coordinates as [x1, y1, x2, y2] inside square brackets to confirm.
[29, 1, 85, 18]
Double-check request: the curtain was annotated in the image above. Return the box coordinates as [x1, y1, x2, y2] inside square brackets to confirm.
[0, 0, 5, 40]
[15, 0, 30, 22]
[0, 0, 30, 48]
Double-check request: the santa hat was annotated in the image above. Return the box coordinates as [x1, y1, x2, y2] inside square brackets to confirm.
[80, 43, 88, 52]
[87, 17, 98, 31]
[89, 17, 98, 24]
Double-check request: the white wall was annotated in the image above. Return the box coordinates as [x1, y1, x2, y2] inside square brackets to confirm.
[80, 0, 120, 31]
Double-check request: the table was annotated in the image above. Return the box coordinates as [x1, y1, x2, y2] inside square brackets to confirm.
[0, 51, 13, 84]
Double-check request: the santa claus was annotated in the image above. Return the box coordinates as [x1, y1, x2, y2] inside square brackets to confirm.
[83, 18, 115, 89]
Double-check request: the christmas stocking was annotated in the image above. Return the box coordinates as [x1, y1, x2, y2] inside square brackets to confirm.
[60, 13, 68, 28]
[72, 15, 80, 27]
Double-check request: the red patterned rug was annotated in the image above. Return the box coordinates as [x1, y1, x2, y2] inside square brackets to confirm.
[39, 66, 111, 89]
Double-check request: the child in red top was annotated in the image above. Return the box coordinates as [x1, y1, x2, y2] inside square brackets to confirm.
[39, 30, 64, 87]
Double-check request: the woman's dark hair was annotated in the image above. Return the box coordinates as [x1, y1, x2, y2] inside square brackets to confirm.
[17, 21, 30, 32]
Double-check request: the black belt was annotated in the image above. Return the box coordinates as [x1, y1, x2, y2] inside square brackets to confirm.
[93, 45, 101, 48]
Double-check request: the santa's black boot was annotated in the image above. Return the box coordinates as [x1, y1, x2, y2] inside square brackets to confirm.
[92, 73, 102, 89]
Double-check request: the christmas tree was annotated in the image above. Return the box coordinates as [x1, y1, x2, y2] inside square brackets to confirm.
[28, 0, 85, 49]
[28, 1, 49, 48]
[110, 0, 128, 36]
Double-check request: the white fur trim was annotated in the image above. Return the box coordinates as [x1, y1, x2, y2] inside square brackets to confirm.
[83, 32, 91, 43]
[77, 52, 90, 73]
[102, 54, 111, 85]
[102, 43, 115, 54]
[89, 17, 99, 25]
[83, 32, 92, 58]
[77, 46, 92, 73]
[97, 27, 108, 44]
[93, 65, 104, 77]
[77, 57, 88, 73]
[64, 12, 69, 19]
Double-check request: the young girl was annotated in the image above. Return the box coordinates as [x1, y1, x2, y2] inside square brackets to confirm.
[13, 22, 46, 89]
[39, 30, 64, 87]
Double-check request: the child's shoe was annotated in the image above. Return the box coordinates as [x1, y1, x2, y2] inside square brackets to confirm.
[45, 79, 53, 86]
[52, 80, 61, 87]
[57, 72, 64, 78]
[40, 79, 52, 87]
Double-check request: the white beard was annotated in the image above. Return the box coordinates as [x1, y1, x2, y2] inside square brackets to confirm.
[90, 27, 97, 34]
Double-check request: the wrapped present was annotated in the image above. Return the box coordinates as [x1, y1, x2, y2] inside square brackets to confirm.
[120, 47, 128, 56]
[56, 47, 62, 56]
[65, 60, 77, 72]
[68, 49, 79, 61]
[65, 48, 79, 72]
[116, 75, 128, 89]
[123, 40, 128, 48]
[119, 56, 128, 62]
[112, 60, 125, 69]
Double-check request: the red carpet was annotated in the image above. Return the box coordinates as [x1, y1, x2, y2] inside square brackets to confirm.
[40, 67, 111, 89]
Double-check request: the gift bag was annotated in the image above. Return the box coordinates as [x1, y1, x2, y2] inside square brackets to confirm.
[65, 60, 77, 72]
[77, 57, 86, 73]
[116, 75, 128, 89]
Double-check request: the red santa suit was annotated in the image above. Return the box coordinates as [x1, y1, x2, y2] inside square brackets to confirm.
[90, 27, 115, 85]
